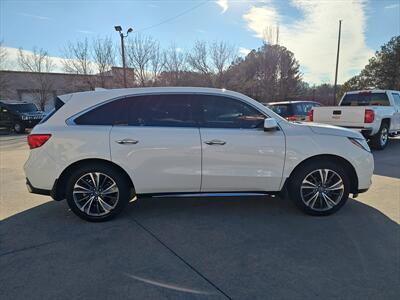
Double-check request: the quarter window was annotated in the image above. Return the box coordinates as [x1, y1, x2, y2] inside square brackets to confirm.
[197, 95, 265, 129]
[74, 99, 128, 125]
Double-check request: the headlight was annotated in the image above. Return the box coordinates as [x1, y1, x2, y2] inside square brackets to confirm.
[21, 116, 28, 120]
[348, 137, 370, 152]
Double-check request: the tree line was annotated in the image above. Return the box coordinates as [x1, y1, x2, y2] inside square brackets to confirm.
[1, 35, 399, 110]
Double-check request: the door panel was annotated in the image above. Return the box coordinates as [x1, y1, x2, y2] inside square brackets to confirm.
[110, 126, 201, 194]
[391, 93, 400, 130]
[200, 128, 285, 192]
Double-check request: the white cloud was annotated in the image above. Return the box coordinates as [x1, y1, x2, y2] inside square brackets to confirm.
[242, 0, 374, 84]
[216, 0, 228, 14]
[77, 30, 94, 34]
[18, 12, 52, 20]
[2, 47, 67, 73]
[243, 5, 279, 39]
[384, 3, 399, 10]
[239, 47, 251, 56]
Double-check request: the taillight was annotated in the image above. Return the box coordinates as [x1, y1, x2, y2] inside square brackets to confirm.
[286, 116, 297, 121]
[364, 109, 374, 123]
[27, 134, 51, 149]
[308, 109, 314, 122]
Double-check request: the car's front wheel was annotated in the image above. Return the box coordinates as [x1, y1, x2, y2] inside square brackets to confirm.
[66, 164, 132, 222]
[288, 160, 350, 216]
[13, 122, 25, 134]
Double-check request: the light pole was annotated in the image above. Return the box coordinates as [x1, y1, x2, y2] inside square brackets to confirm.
[115, 25, 133, 88]
[333, 20, 342, 105]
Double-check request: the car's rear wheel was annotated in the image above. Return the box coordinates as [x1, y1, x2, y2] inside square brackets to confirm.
[66, 164, 132, 222]
[370, 122, 389, 150]
[288, 160, 350, 216]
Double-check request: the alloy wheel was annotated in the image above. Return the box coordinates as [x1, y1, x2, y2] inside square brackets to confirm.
[380, 127, 388, 147]
[300, 169, 345, 211]
[72, 172, 119, 216]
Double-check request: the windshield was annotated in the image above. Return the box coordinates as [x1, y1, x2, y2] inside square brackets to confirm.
[10, 103, 39, 112]
[341, 92, 390, 106]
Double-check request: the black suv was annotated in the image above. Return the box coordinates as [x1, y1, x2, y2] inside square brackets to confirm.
[0, 101, 46, 133]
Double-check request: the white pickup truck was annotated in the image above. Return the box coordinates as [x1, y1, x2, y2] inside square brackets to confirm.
[311, 90, 400, 150]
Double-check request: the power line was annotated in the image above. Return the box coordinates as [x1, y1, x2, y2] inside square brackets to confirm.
[135, 0, 210, 33]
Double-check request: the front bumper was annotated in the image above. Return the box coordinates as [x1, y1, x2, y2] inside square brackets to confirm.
[21, 119, 41, 128]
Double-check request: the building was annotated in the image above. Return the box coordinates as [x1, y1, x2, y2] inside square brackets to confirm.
[0, 67, 135, 111]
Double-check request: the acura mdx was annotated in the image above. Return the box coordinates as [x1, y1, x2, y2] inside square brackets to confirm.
[24, 88, 374, 221]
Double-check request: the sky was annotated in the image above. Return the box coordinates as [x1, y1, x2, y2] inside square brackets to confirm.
[0, 0, 399, 84]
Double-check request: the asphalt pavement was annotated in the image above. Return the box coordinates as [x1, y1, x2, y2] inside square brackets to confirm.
[0, 135, 399, 299]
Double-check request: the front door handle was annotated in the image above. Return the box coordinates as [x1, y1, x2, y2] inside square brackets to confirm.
[115, 138, 139, 145]
[204, 139, 226, 145]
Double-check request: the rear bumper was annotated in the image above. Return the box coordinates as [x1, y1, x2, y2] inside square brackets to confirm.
[26, 178, 51, 196]
[26, 178, 61, 200]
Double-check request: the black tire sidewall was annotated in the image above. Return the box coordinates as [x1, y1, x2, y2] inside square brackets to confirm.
[370, 122, 389, 150]
[66, 164, 131, 222]
[14, 122, 25, 134]
[288, 160, 350, 216]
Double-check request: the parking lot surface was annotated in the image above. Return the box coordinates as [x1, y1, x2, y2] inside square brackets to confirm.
[1, 135, 399, 299]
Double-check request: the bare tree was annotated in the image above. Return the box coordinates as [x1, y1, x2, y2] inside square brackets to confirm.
[18, 47, 55, 110]
[126, 34, 156, 87]
[149, 42, 165, 86]
[263, 24, 280, 45]
[163, 43, 187, 85]
[92, 36, 115, 88]
[210, 41, 235, 87]
[63, 38, 95, 89]
[187, 41, 211, 75]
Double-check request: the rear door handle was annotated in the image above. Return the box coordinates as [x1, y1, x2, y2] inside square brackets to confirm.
[115, 138, 139, 145]
[204, 139, 226, 145]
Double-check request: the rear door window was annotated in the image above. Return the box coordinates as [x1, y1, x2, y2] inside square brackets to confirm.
[128, 94, 197, 127]
[341, 92, 390, 106]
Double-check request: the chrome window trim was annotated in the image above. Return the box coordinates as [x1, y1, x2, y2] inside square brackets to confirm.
[65, 91, 275, 130]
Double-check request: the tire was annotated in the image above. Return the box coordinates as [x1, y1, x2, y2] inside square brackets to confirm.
[288, 160, 350, 216]
[369, 122, 389, 150]
[66, 163, 132, 222]
[13, 122, 25, 134]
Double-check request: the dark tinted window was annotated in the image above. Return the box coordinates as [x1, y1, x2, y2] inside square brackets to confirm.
[294, 102, 319, 116]
[198, 95, 265, 129]
[75, 99, 128, 125]
[269, 104, 292, 117]
[341, 92, 390, 106]
[128, 94, 197, 127]
[10, 103, 38, 112]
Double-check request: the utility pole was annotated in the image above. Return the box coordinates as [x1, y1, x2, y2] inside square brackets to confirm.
[333, 20, 342, 105]
[114, 25, 133, 88]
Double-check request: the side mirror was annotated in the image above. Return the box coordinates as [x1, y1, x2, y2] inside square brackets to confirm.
[264, 118, 278, 131]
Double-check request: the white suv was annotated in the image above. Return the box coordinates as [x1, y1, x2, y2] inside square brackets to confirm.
[24, 87, 374, 222]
